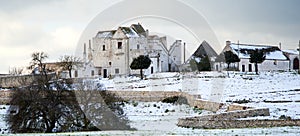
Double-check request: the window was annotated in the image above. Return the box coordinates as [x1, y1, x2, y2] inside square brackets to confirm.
[118, 42, 122, 49]
[137, 44, 140, 49]
[151, 67, 154, 74]
[102, 45, 105, 51]
[242, 65, 245, 72]
[248, 64, 252, 72]
[109, 62, 112, 66]
[74, 70, 78, 77]
[91, 70, 94, 76]
[274, 60, 277, 65]
[98, 70, 101, 75]
[115, 68, 119, 74]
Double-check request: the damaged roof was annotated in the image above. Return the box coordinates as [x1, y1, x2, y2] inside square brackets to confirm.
[95, 30, 116, 38]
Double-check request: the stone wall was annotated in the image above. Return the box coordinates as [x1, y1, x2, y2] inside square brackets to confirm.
[109, 91, 182, 102]
[108, 91, 226, 112]
[227, 104, 252, 111]
[177, 108, 300, 129]
[178, 118, 300, 129]
[0, 90, 233, 113]
[0, 74, 56, 88]
[0, 91, 11, 104]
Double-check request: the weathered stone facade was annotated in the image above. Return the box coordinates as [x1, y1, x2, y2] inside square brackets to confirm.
[78, 23, 183, 78]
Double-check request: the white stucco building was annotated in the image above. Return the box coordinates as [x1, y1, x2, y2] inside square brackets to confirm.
[215, 41, 290, 72]
[75, 23, 183, 78]
[283, 49, 299, 70]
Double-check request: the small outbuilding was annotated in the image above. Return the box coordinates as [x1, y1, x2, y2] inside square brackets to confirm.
[215, 41, 289, 72]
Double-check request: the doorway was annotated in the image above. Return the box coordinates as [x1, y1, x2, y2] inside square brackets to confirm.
[293, 58, 299, 70]
[103, 69, 107, 78]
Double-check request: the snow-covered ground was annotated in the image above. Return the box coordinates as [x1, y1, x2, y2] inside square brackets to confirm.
[122, 102, 201, 131]
[1, 71, 300, 135]
[0, 105, 9, 134]
[92, 71, 300, 120]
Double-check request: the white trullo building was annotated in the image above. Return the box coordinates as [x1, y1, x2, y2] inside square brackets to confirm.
[75, 23, 183, 78]
[214, 41, 289, 72]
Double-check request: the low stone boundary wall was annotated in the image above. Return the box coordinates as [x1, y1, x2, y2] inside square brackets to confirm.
[108, 91, 223, 112]
[0, 91, 12, 104]
[0, 74, 56, 88]
[177, 108, 300, 129]
[178, 118, 300, 129]
[109, 91, 183, 102]
[0, 90, 252, 113]
[192, 99, 224, 112]
[227, 104, 253, 111]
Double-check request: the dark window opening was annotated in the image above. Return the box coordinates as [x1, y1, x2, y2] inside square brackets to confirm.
[118, 42, 122, 49]
[293, 58, 299, 70]
[109, 62, 112, 66]
[91, 70, 94, 76]
[248, 64, 252, 72]
[137, 44, 140, 49]
[102, 45, 105, 51]
[74, 70, 78, 77]
[151, 67, 154, 74]
[242, 65, 245, 72]
[115, 68, 119, 74]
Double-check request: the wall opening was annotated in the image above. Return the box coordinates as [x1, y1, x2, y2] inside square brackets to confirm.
[118, 42, 122, 49]
[248, 64, 252, 72]
[293, 58, 299, 70]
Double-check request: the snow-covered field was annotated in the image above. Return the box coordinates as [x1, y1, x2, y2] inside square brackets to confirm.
[95, 71, 300, 119]
[1, 71, 300, 135]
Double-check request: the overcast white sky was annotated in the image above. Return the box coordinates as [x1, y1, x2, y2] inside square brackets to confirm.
[1, 0, 300, 74]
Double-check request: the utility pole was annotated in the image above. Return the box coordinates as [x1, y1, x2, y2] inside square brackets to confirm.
[298, 40, 300, 74]
[237, 40, 240, 71]
[183, 42, 186, 63]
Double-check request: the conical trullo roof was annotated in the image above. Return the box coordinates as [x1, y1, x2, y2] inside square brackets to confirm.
[192, 40, 218, 58]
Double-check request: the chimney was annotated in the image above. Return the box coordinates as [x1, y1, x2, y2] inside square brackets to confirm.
[226, 41, 231, 47]
[183, 42, 186, 63]
[146, 29, 149, 37]
[88, 40, 93, 61]
[83, 43, 87, 62]
[89, 40, 91, 49]
[279, 42, 282, 50]
[83, 43, 86, 54]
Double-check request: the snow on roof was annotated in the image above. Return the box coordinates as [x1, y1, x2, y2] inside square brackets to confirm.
[96, 30, 116, 38]
[131, 23, 147, 37]
[282, 49, 299, 55]
[230, 43, 288, 60]
[120, 27, 140, 38]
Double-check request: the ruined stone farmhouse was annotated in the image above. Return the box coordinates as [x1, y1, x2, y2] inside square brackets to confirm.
[75, 23, 183, 78]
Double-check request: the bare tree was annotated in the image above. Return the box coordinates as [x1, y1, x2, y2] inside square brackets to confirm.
[6, 52, 133, 133]
[6, 75, 84, 132]
[59, 55, 82, 78]
[6, 52, 83, 133]
[75, 80, 134, 130]
[9, 67, 23, 75]
[29, 52, 48, 76]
